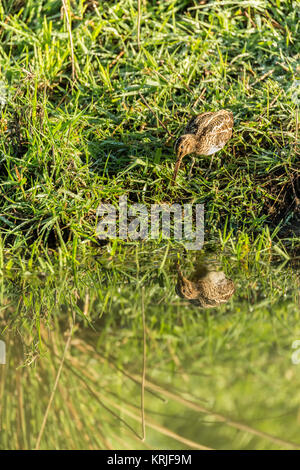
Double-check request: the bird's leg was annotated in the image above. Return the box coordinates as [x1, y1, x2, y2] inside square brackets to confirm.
[187, 156, 196, 180]
[208, 153, 215, 171]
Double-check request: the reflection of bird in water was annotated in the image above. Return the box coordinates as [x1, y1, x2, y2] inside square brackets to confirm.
[176, 262, 235, 308]
[172, 110, 234, 182]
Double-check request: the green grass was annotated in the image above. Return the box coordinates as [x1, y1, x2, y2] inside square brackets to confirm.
[0, 0, 300, 451]
[0, 0, 299, 260]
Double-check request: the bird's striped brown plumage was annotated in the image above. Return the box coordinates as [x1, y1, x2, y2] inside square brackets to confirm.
[175, 263, 235, 308]
[172, 110, 234, 182]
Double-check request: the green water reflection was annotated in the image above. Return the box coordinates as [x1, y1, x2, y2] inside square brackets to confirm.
[0, 247, 299, 449]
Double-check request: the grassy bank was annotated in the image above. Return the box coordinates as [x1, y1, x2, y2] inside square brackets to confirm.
[0, 0, 299, 260]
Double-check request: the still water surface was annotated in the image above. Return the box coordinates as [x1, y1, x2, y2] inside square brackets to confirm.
[0, 247, 299, 449]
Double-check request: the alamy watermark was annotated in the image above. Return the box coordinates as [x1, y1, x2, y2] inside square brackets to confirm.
[96, 196, 204, 250]
[0, 340, 5, 365]
[291, 340, 300, 365]
[0, 81, 7, 107]
[290, 79, 300, 106]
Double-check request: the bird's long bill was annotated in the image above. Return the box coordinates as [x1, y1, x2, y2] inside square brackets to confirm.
[176, 261, 183, 278]
[172, 154, 184, 182]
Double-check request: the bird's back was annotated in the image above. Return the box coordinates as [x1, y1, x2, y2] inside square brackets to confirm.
[176, 264, 235, 308]
[185, 110, 233, 136]
[185, 110, 233, 156]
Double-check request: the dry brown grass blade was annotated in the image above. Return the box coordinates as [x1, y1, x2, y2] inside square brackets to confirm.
[137, 378, 300, 450]
[46, 341, 210, 449]
[99, 392, 212, 450]
[74, 340, 166, 402]
[35, 322, 74, 450]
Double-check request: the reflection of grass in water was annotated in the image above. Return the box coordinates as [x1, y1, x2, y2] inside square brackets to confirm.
[0, 244, 300, 449]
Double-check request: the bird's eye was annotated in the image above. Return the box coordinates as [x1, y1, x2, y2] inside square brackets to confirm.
[180, 145, 183, 150]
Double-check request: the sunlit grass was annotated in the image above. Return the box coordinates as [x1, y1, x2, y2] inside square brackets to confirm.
[0, 0, 299, 260]
[0, 0, 299, 451]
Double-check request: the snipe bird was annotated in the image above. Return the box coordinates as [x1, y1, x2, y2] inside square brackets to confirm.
[175, 262, 235, 308]
[173, 110, 234, 182]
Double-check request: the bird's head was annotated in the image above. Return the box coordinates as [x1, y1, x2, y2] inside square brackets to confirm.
[172, 134, 196, 182]
[174, 134, 196, 159]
